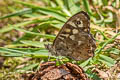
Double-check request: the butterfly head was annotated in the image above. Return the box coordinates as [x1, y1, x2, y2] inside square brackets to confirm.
[45, 44, 56, 55]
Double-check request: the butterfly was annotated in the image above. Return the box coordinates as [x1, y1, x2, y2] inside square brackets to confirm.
[45, 11, 96, 61]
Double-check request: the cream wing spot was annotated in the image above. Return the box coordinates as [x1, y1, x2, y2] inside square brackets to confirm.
[58, 36, 64, 40]
[77, 18, 80, 21]
[84, 16, 87, 19]
[60, 34, 69, 38]
[72, 29, 79, 34]
[78, 41, 82, 45]
[81, 13, 84, 16]
[67, 21, 76, 28]
[84, 28, 88, 32]
[64, 28, 71, 33]
[69, 35, 75, 40]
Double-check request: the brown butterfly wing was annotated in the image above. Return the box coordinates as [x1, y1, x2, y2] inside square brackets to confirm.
[46, 11, 96, 61]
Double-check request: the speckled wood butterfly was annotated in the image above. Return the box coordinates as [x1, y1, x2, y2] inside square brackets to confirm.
[45, 11, 96, 61]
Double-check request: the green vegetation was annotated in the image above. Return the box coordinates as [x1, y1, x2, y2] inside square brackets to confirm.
[0, 0, 120, 79]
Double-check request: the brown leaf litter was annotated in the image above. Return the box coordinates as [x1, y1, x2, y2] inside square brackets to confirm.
[23, 61, 89, 80]
[94, 61, 120, 80]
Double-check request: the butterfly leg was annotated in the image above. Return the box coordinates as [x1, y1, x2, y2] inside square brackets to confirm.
[47, 53, 51, 61]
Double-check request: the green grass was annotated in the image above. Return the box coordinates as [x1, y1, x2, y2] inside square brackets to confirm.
[0, 0, 120, 79]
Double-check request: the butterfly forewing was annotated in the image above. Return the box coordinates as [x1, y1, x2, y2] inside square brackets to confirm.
[46, 11, 96, 61]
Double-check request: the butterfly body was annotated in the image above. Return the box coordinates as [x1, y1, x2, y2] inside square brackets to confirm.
[45, 11, 96, 61]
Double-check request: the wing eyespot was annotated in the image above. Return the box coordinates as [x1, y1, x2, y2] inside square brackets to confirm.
[76, 21, 81, 25]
